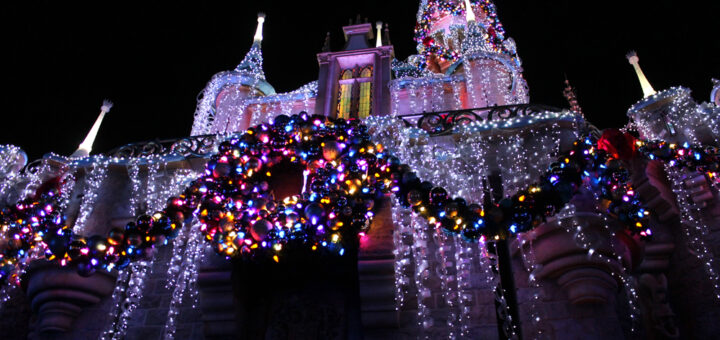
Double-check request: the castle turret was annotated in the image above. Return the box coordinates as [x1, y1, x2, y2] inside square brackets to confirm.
[316, 20, 394, 119]
[394, 0, 527, 113]
[626, 52, 718, 144]
[191, 13, 276, 135]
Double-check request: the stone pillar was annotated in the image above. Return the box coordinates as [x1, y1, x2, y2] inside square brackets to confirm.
[196, 248, 236, 339]
[633, 158, 720, 338]
[515, 214, 623, 305]
[23, 261, 116, 338]
[512, 187, 639, 339]
[630, 159, 681, 340]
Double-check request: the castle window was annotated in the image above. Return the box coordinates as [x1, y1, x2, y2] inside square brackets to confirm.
[337, 69, 354, 119]
[336, 65, 373, 120]
[358, 66, 373, 119]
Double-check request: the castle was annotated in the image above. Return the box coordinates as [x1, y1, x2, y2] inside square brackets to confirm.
[0, 1, 719, 339]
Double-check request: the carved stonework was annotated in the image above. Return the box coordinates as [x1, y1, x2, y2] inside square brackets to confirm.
[23, 261, 116, 334]
[515, 215, 623, 304]
[638, 272, 679, 339]
[630, 158, 681, 339]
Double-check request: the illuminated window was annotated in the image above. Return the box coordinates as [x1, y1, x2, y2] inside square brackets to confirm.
[337, 69, 353, 119]
[336, 65, 373, 120]
[358, 66, 373, 119]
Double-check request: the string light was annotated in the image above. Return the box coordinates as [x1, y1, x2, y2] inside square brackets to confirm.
[72, 158, 108, 234]
[665, 165, 720, 300]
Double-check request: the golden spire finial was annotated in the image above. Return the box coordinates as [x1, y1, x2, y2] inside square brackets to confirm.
[464, 0, 476, 23]
[72, 100, 112, 158]
[375, 21, 383, 47]
[626, 51, 656, 98]
[253, 13, 266, 43]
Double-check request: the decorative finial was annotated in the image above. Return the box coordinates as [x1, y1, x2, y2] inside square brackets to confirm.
[383, 23, 392, 46]
[253, 13, 266, 43]
[72, 99, 113, 158]
[626, 51, 656, 98]
[563, 76, 583, 115]
[322, 32, 331, 52]
[464, 0, 476, 23]
[375, 21, 383, 47]
[235, 14, 268, 79]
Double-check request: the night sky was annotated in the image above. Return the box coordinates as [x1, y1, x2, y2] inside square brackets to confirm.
[2, 0, 718, 161]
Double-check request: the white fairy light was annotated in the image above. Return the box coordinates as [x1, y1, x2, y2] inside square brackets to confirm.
[163, 219, 204, 339]
[434, 226, 460, 338]
[126, 158, 142, 216]
[391, 199, 414, 311]
[191, 14, 276, 135]
[665, 165, 720, 300]
[627, 86, 719, 147]
[72, 157, 109, 234]
[0, 145, 28, 200]
[516, 236, 545, 339]
[477, 236, 518, 339]
[144, 157, 162, 212]
[558, 199, 642, 334]
[453, 234, 475, 337]
[411, 213, 435, 334]
[100, 260, 152, 340]
[100, 156, 196, 340]
[245, 82, 319, 130]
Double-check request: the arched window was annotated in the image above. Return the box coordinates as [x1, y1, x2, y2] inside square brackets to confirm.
[337, 70, 354, 119]
[336, 65, 374, 120]
[358, 66, 373, 119]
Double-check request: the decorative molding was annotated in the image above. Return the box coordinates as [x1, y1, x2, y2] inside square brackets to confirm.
[107, 135, 218, 159]
[396, 104, 566, 136]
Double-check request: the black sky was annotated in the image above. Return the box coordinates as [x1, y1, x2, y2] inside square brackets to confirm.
[2, 0, 718, 161]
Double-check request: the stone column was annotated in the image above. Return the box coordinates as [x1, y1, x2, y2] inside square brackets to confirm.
[512, 186, 641, 339]
[23, 261, 116, 338]
[630, 159, 681, 340]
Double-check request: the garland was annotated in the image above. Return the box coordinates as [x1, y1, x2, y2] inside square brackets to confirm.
[8, 116, 718, 284]
[638, 140, 719, 180]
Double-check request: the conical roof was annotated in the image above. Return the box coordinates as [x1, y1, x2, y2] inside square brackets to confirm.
[235, 14, 267, 80]
[235, 42, 266, 79]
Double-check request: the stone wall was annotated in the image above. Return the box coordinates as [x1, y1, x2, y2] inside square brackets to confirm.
[123, 245, 205, 340]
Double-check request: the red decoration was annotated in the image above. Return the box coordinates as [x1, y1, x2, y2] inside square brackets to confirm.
[487, 26, 496, 38]
[422, 36, 434, 47]
[598, 129, 637, 160]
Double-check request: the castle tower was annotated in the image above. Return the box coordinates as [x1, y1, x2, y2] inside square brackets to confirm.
[191, 14, 276, 135]
[316, 20, 394, 119]
[626, 52, 718, 144]
[413, 0, 528, 107]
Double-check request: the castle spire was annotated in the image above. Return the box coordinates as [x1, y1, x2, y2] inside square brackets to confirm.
[375, 21, 383, 47]
[383, 23, 392, 46]
[464, 0, 476, 23]
[253, 13, 265, 44]
[235, 13, 267, 79]
[563, 77, 583, 115]
[72, 100, 113, 158]
[626, 51, 656, 98]
[322, 32, 331, 52]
